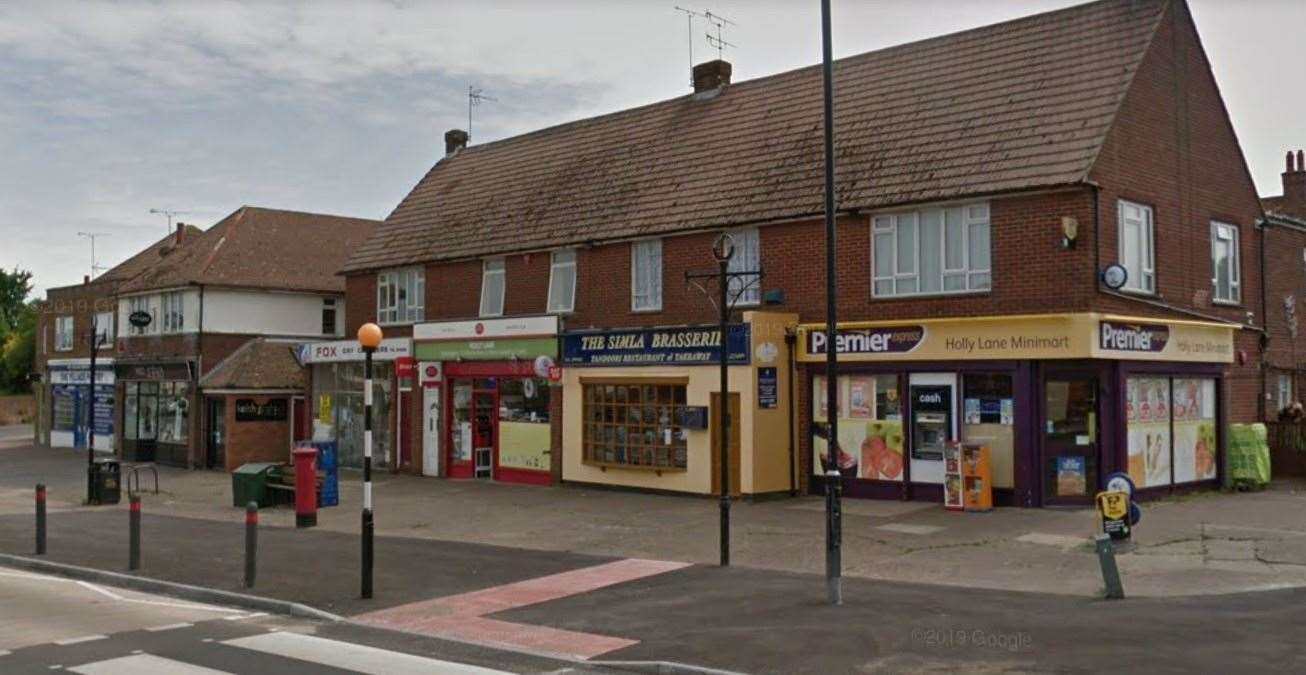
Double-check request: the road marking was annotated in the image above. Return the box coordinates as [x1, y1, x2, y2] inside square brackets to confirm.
[69, 653, 233, 674]
[77, 582, 123, 600]
[54, 635, 107, 646]
[222, 631, 513, 674]
[222, 612, 267, 621]
[875, 523, 945, 535]
[72, 581, 236, 613]
[144, 622, 193, 632]
[0, 649, 10, 656]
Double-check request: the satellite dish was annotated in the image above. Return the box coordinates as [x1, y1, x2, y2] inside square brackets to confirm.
[1101, 264, 1128, 290]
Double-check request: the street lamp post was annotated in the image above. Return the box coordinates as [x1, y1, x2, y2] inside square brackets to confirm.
[85, 317, 103, 504]
[712, 234, 735, 567]
[357, 322, 383, 599]
[820, 0, 843, 606]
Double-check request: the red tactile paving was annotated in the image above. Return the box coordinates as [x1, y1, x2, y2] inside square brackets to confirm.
[355, 558, 690, 660]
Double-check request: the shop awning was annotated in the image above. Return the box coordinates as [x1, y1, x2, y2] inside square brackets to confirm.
[795, 313, 1238, 364]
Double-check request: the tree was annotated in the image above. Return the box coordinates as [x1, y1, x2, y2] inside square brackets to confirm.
[0, 268, 34, 334]
[1, 301, 36, 393]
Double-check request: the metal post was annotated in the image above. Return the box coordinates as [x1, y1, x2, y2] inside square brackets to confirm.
[820, 0, 843, 606]
[35, 483, 46, 555]
[128, 494, 141, 570]
[719, 257, 731, 567]
[362, 347, 375, 599]
[244, 501, 258, 588]
[1095, 535, 1125, 599]
[86, 323, 98, 503]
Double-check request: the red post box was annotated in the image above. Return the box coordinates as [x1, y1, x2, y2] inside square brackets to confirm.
[292, 445, 318, 528]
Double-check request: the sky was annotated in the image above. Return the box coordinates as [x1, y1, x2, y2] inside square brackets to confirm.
[3, 0, 1304, 295]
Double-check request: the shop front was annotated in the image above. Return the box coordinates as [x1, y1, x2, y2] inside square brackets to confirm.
[117, 360, 196, 467]
[413, 316, 559, 485]
[796, 313, 1236, 507]
[559, 311, 797, 496]
[299, 337, 412, 471]
[46, 358, 115, 451]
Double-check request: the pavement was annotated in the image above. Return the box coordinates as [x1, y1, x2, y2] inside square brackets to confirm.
[0, 565, 601, 674]
[5, 444, 1306, 672]
[0, 424, 33, 443]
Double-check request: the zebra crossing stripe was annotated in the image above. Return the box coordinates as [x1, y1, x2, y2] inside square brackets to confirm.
[222, 631, 514, 675]
[68, 653, 232, 674]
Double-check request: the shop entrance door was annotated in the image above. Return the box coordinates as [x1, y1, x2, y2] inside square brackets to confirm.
[1042, 374, 1099, 505]
[207, 399, 226, 470]
[710, 393, 742, 497]
[472, 389, 498, 479]
[422, 386, 440, 477]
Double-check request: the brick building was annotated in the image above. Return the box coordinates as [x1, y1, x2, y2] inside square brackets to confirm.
[339, 0, 1262, 506]
[1260, 150, 1306, 416]
[113, 206, 377, 468]
[35, 224, 202, 450]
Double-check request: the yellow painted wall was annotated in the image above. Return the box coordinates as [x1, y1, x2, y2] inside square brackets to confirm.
[745, 311, 799, 494]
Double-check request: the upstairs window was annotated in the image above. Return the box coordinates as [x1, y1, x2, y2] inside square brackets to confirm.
[480, 258, 506, 317]
[1211, 222, 1240, 304]
[631, 239, 663, 312]
[94, 311, 113, 345]
[126, 295, 154, 336]
[54, 316, 73, 351]
[161, 291, 185, 333]
[727, 228, 761, 306]
[872, 203, 990, 297]
[1118, 200, 1155, 294]
[547, 249, 577, 314]
[377, 267, 424, 325]
[321, 298, 338, 335]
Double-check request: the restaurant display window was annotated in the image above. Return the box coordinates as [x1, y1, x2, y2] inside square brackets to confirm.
[582, 382, 688, 470]
[812, 374, 904, 481]
[1127, 376, 1217, 488]
[960, 373, 1015, 488]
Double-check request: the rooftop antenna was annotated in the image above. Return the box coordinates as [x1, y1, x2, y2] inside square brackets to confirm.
[703, 10, 736, 61]
[149, 208, 191, 236]
[76, 231, 109, 280]
[674, 7, 705, 87]
[468, 85, 497, 143]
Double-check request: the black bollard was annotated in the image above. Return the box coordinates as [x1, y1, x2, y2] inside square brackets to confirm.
[35, 483, 47, 555]
[361, 508, 374, 599]
[244, 502, 258, 588]
[1095, 534, 1125, 599]
[128, 494, 141, 571]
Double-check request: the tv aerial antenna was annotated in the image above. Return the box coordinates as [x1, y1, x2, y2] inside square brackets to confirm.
[76, 231, 109, 279]
[703, 10, 736, 61]
[468, 85, 497, 143]
[149, 208, 192, 236]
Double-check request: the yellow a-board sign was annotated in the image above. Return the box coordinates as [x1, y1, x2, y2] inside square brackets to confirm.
[1097, 490, 1129, 520]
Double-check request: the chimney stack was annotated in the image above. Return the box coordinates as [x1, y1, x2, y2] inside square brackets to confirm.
[1284, 149, 1306, 217]
[83, 275, 90, 285]
[445, 129, 469, 157]
[692, 59, 732, 94]
[175, 221, 185, 245]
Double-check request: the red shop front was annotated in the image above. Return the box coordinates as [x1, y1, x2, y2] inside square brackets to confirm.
[414, 316, 561, 486]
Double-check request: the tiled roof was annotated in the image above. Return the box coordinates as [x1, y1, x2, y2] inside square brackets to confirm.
[343, 0, 1167, 273]
[96, 226, 206, 285]
[199, 338, 306, 390]
[122, 207, 379, 294]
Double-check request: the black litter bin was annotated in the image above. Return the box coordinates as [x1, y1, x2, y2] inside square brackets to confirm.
[89, 459, 122, 505]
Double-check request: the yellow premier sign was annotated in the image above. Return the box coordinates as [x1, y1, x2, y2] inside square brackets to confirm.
[1096, 490, 1129, 521]
[795, 313, 1235, 364]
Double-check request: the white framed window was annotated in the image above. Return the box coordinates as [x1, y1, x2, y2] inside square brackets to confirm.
[161, 291, 185, 333]
[727, 228, 761, 306]
[377, 267, 425, 325]
[1278, 373, 1294, 413]
[126, 295, 154, 336]
[54, 316, 73, 352]
[547, 249, 577, 314]
[631, 239, 663, 312]
[479, 258, 506, 317]
[872, 203, 990, 297]
[94, 311, 113, 345]
[1211, 221, 1240, 304]
[1118, 200, 1155, 294]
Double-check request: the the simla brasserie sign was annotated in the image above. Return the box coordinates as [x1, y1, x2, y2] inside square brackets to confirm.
[561, 324, 751, 366]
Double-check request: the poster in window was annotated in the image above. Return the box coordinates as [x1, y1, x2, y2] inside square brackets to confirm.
[813, 376, 903, 481]
[1127, 377, 1171, 488]
[1056, 456, 1087, 496]
[849, 378, 871, 418]
[1173, 378, 1216, 482]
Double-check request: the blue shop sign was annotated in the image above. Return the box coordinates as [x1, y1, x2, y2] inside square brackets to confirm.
[562, 324, 751, 367]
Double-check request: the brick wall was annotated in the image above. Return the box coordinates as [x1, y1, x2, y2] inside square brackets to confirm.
[220, 394, 291, 470]
[39, 282, 118, 367]
[1262, 222, 1306, 415]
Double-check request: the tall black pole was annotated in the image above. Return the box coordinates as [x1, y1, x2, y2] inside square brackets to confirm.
[820, 0, 843, 606]
[719, 256, 731, 567]
[86, 319, 99, 503]
[361, 346, 375, 599]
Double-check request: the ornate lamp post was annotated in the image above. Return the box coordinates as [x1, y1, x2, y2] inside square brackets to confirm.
[357, 322, 383, 599]
[712, 233, 735, 567]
